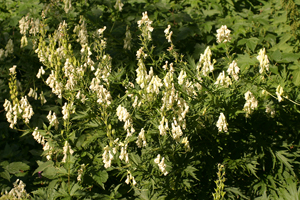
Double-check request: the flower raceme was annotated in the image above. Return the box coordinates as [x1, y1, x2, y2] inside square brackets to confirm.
[257, 48, 269, 74]
[216, 25, 231, 43]
[216, 113, 228, 132]
[243, 91, 258, 117]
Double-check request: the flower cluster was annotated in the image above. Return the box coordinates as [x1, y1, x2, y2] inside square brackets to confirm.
[214, 71, 232, 87]
[257, 48, 269, 74]
[63, 0, 72, 13]
[19, 16, 41, 48]
[32, 127, 45, 145]
[74, 18, 88, 47]
[0, 39, 14, 60]
[90, 78, 112, 106]
[182, 137, 191, 151]
[216, 113, 228, 132]
[62, 102, 75, 121]
[28, 88, 38, 100]
[158, 116, 169, 136]
[276, 85, 284, 102]
[125, 170, 137, 186]
[216, 25, 231, 43]
[136, 128, 147, 148]
[36, 66, 45, 78]
[62, 141, 74, 163]
[43, 142, 53, 160]
[46, 70, 63, 98]
[19, 96, 34, 123]
[119, 143, 129, 163]
[164, 25, 173, 43]
[243, 91, 258, 117]
[6, 179, 29, 199]
[116, 105, 135, 137]
[3, 100, 18, 129]
[77, 164, 85, 181]
[102, 145, 114, 168]
[114, 0, 124, 12]
[154, 154, 168, 176]
[137, 12, 154, 40]
[47, 111, 59, 130]
[197, 46, 214, 77]
[227, 60, 240, 81]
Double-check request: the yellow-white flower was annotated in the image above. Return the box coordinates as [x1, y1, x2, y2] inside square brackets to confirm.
[216, 25, 231, 43]
[276, 85, 284, 102]
[216, 113, 228, 132]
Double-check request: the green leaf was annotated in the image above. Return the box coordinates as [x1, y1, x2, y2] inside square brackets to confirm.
[0, 170, 10, 181]
[246, 37, 259, 52]
[33, 161, 54, 175]
[276, 150, 295, 176]
[42, 166, 58, 179]
[93, 170, 108, 189]
[292, 69, 300, 86]
[183, 166, 199, 180]
[70, 183, 81, 196]
[5, 162, 30, 174]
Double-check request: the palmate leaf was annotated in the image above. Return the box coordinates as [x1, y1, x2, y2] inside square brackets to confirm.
[275, 150, 295, 176]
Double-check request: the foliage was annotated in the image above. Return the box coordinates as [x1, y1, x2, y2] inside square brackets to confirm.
[1, 0, 300, 199]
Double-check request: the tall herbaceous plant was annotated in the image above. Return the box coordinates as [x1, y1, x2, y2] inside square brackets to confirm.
[2, 1, 300, 199]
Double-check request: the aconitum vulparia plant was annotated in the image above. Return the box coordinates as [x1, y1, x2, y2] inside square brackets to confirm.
[3, 6, 300, 199]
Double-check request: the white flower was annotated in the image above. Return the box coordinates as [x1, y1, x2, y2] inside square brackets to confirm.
[158, 116, 169, 136]
[32, 127, 45, 145]
[36, 66, 45, 78]
[214, 71, 232, 87]
[197, 46, 214, 77]
[102, 145, 114, 168]
[20, 96, 34, 124]
[62, 102, 75, 121]
[125, 171, 137, 186]
[178, 70, 187, 85]
[28, 88, 38, 100]
[227, 60, 240, 81]
[97, 26, 106, 36]
[166, 31, 173, 43]
[8, 179, 28, 199]
[21, 35, 28, 48]
[216, 113, 228, 132]
[243, 91, 258, 117]
[114, 0, 124, 12]
[257, 48, 269, 74]
[154, 154, 161, 164]
[182, 137, 191, 151]
[164, 25, 171, 36]
[62, 141, 74, 163]
[146, 75, 163, 94]
[47, 111, 59, 130]
[136, 128, 147, 148]
[9, 65, 17, 74]
[158, 157, 168, 176]
[63, 0, 72, 13]
[276, 85, 284, 102]
[216, 25, 231, 43]
[77, 164, 85, 181]
[171, 120, 183, 141]
[19, 16, 30, 35]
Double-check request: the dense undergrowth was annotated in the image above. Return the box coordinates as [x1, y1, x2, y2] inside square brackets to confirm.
[1, 0, 300, 199]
